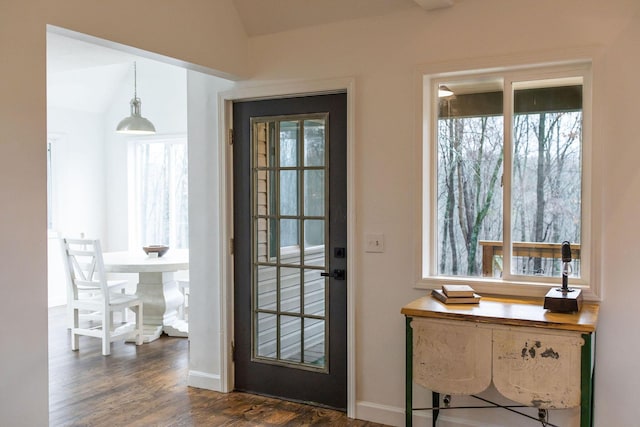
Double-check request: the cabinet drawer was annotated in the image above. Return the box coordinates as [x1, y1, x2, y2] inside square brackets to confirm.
[493, 327, 584, 408]
[412, 318, 492, 395]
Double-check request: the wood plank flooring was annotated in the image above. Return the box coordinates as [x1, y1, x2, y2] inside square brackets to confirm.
[49, 306, 387, 427]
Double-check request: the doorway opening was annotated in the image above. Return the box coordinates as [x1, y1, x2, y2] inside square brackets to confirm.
[46, 25, 233, 415]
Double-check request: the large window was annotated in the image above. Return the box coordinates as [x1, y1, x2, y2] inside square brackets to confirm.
[425, 63, 592, 293]
[128, 136, 188, 250]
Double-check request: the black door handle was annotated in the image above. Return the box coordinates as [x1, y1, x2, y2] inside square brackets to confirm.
[320, 269, 346, 280]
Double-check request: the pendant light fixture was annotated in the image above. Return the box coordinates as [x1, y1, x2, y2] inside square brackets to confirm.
[116, 62, 156, 135]
[438, 85, 454, 97]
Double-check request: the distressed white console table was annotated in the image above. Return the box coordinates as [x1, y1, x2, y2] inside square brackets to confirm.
[401, 295, 599, 427]
[103, 249, 189, 342]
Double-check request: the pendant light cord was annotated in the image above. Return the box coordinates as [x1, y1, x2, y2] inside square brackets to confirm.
[134, 61, 138, 99]
[116, 60, 155, 134]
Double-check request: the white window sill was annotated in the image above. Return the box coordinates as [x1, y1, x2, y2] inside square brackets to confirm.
[416, 276, 600, 301]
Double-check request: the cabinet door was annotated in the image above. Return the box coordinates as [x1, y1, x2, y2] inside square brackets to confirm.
[493, 327, 583, 408]
[412, 318, 492, 395]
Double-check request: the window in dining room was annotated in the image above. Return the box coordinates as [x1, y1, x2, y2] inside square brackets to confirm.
[128, 136, 188, 249]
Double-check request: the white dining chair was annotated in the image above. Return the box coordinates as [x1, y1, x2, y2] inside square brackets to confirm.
[177, 279, 190, 321]
[60, 237, 144, 355]
[65, 271, 130, 329]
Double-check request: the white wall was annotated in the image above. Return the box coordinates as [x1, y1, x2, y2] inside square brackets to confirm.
[47, 108, 106, 239]
[0, 1, 247, 425]
[185, 70, 234, 390]
[240, 1, 640, 426]
[47, 107, 107, 306]
[596, 8, 640, 424]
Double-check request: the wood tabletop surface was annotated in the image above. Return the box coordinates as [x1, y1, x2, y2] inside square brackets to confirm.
[401, 294, 599, 333]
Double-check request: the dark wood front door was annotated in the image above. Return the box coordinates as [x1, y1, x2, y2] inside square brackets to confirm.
[233, 93, 347, 410]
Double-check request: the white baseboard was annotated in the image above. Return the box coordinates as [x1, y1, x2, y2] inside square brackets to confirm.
[355, 400, 415, 427]
[355, 400, 494, 427]
[187, 370, 222, 391]
[354, 401, 552, 427]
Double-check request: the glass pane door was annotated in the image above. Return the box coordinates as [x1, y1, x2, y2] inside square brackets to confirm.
[251, 114, 329, 371]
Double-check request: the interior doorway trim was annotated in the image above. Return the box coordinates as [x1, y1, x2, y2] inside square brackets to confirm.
[218, 77, 357, 417]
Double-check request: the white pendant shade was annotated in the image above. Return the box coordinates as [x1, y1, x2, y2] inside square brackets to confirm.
[116, 62, 156, 135]
[116, 97, 156, 134]
[438, 85, 454, 97]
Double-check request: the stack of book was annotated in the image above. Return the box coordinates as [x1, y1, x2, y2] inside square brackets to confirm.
[431, 284, 481, 304]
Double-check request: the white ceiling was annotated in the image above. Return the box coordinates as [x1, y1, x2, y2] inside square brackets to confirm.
[47, 0, 455, 112]
[47, 33, 139, 113]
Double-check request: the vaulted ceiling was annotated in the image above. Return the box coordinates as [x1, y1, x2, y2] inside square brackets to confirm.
[47, 0, 455, 112]
[231, 0, 453, 37]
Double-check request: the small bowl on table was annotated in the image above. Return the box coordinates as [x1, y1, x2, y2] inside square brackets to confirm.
[143, 245, 170, 258]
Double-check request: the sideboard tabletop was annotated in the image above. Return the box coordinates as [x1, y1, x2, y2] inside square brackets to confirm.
[401, 294, 599, 333]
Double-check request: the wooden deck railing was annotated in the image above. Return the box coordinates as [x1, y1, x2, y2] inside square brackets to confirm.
[478, 240, 581, 277]
[255, 246, 326, 364]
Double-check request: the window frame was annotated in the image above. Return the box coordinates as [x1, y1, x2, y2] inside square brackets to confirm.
[46, 132, 65, 231]
[419, 60, 599, 299]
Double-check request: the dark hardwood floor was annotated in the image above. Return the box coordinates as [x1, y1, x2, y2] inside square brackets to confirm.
[49, 306, 387, 427]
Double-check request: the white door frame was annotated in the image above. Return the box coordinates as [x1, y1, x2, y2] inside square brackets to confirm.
[217, 77, 357, 417]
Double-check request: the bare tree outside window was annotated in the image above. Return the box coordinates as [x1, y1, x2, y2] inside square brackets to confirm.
[436, 78, 583, 279]
[511, 109, 582, 276]
[437, 114, 504, 276]
[130, 137, 188, 249]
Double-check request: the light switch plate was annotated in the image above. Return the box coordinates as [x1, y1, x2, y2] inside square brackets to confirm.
[365, 233, 385, 253]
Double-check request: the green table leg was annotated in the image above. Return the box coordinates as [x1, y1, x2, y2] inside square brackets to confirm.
[432, 391, 440, 426]
[580, 333, 594, 427]
[406, 316, 413, 427]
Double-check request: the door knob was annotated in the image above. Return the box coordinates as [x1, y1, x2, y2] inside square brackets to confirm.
[320, 269, 345, 280]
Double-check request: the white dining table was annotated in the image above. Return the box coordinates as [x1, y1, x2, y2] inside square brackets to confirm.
[102, 248, 189, 342]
